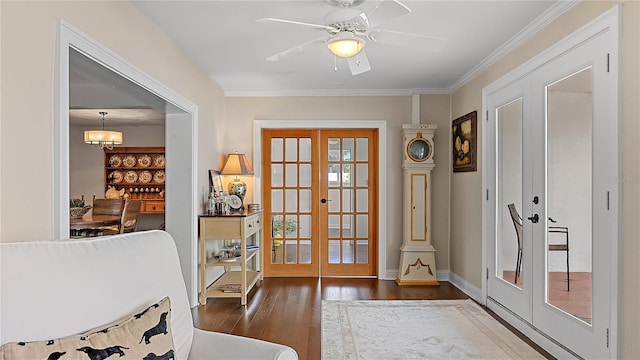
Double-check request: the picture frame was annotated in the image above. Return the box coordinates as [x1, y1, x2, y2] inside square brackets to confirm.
[452, 111, 477, 172]
[208, 169, 224, 195]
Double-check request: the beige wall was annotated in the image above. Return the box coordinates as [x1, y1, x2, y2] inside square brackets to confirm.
[225, 95, 451, 274]
[450, 1, 639, 357]
[0, 1, 225, 242]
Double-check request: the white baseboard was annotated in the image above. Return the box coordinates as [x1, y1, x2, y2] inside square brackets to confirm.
[487, 298, 580, 359]
[448, 271, 482, 302]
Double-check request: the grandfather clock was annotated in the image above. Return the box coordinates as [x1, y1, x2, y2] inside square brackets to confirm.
[396, 124, 439, 286]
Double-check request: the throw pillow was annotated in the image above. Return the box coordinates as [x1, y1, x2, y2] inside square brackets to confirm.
[0, 296, 175, 360]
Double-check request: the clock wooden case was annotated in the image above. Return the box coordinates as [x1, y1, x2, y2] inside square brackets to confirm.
[396, 124, 439, 286]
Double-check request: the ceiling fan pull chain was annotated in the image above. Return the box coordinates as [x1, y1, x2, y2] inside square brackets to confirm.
[334, 55, 338, 72]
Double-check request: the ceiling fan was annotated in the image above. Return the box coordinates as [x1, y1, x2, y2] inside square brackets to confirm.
[258, 0, 446, 75]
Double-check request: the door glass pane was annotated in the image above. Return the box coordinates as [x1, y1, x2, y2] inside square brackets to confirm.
[356, 240, 369, 263]
[300, 240, 312, 264]
[496, 98, 523, 289]
[328, 214, 340, 238]
[271, 164, 283, 187]
[342, 214, 354, 238]
[300, 215, 311, 238]
[300, 138, 311, 162]
[300, 164, 311, 187]
[342, 189, 353, 212]
[328, 164, 340, 187]
[356, 164, 368, 187]
[342, 138, 354, 161]
[285, 240, 298, 264]
[356, 189, 368, 212]
[328, 240, 340, 264]
[285, 138, 297, 161]
[356, 138, 368, 161]
[271, 190, 283, 212]
[356, 214, 368, 238]
[285, 189, 298, 212]
[285, 164, 297, 186]
[271, 139, 283, 162]
[546, 67, 592, 324]
[300, 189, 311, 212]
[342, 164, 353, 186]
[328, 138, 340, 161]
[328, 189, 340, 212]
[342, 241, 354, 264]
[285, 214, 298, 238]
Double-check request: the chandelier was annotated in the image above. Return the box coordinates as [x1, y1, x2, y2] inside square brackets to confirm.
[84, 111, 123, 150]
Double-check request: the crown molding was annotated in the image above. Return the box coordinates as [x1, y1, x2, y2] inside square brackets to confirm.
[224, 87, 450, 97]
[447, 0, 578, 93]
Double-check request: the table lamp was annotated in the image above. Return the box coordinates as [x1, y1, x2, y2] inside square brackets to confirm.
[220, 151, 254, 200]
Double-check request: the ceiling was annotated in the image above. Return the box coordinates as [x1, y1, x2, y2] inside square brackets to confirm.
[131, 0, 568, 96]
[70, 0, 574, 126]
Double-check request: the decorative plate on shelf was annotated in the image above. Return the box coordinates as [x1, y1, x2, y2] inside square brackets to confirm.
[137, 154, 152, 167]
[122, 155, 137, 167]
[109, 155, 122, 167]
[154, 155, 165, 167]
[139, 170, 152, 183]
[153, 170, 165, 184]
[109, 171, 123, 184]
[124, 170, 138, 183]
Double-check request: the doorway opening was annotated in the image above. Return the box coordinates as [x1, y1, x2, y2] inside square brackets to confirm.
[55, 20, 200, 306]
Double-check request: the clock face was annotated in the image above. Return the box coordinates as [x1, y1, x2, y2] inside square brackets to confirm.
[228, 194, 244, 211]
[407, 138, 432, 162]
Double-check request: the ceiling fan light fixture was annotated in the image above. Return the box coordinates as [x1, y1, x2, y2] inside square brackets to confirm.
[327, 33, 365, 58]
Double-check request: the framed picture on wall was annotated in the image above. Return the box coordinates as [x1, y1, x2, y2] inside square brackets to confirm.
[452, 111, 477, 172]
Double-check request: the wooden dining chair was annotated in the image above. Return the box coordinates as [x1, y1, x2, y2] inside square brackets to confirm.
[103, 199, 142, 235]
[92, 198, 124, 216]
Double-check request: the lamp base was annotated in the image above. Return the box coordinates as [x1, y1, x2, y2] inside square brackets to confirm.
[227, 177, 247, 199]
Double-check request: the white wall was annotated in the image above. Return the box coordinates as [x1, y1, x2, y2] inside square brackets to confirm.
[0, 1, 225, 242]
[225, 95, 452, 276]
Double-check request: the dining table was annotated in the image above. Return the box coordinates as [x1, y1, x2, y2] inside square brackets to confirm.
[70, 213, 120, 229]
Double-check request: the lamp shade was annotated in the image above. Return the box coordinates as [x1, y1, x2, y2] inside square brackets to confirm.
[220, 152, 253, 201]
[84, 130, 123, 145]
[220, 152, 254, 175]
[328, 33, 365, 58]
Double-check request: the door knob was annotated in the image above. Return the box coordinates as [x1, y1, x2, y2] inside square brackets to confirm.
[321, 198, 328, 204]
[527, 214, 539, 223]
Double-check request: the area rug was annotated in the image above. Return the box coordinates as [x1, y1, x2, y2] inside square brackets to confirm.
[322, 299, 544, 359]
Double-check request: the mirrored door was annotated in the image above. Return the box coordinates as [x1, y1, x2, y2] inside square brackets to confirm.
[486, 77, 533, 322]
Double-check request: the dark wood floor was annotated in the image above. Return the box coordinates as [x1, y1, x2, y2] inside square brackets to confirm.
[192, 278, 552, 360]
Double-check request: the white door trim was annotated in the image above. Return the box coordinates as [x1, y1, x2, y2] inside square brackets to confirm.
[253, 120, 388, 278]
[54, 20, 200, 306]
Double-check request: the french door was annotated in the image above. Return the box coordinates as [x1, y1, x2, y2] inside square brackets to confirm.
[485, 15, 618, 359]
[262, 129, 378, 277]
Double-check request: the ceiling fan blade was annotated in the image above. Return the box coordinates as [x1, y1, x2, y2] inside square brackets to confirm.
[356, 0, 411, 29]
[368, 29, 446, 51]
[265, 38, 328, 62]
[347, 50, 371, 75]
[257, 18, 335, 31]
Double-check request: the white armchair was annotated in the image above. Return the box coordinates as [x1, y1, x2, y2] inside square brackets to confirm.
[0, 230, 297, 359]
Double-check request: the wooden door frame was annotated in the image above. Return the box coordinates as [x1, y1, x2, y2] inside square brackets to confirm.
[253, 120, 388, 278]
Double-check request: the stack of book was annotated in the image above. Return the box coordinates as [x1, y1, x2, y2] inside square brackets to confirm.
[221, 283, 241, 293]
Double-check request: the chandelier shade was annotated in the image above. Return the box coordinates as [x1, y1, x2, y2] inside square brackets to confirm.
[84, 112, 123, 150]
